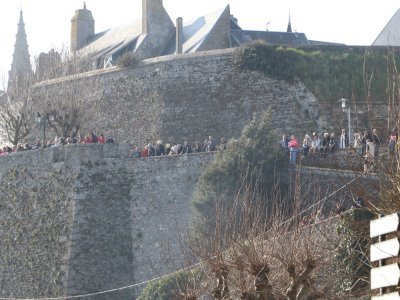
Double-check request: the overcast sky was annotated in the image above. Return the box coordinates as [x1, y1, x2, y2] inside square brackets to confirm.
[0, 0, 399, 83]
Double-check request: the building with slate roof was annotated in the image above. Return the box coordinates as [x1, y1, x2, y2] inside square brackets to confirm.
[71, 0, 337, 70]
[372, 9, 400, 46]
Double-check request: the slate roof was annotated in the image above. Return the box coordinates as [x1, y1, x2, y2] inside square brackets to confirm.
[231, 29, 310, 47]
[372, 9, 400, 46]
[163, 6, 229, 55]
[77, 19, 142, 60]
[75, 3, 338, 67]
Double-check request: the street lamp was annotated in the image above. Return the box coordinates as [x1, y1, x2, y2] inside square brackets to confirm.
[338, 98, 352, 146]
[36, 112, 53, 148]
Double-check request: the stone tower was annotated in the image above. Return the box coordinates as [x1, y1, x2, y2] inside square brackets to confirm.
[70, 2, 95, 53]
[8, 10, 32, 94]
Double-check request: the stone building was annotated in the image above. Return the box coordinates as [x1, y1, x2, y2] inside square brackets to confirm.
[71, 0, 334, 69]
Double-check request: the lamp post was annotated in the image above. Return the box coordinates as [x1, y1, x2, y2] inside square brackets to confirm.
[36, 112, 52, 148]
[338, 98, 352, 146]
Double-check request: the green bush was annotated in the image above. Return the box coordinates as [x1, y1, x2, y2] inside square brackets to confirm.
[233, 43, 400, 104]
[191, 109, 289, 237]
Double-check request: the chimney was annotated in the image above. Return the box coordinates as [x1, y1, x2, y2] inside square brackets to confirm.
[70, 2, 95, 53]
[176, 17, 183, 54]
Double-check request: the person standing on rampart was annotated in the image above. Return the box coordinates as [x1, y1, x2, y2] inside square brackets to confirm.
[389, 128, 398, 159]
[302, 134, 311, 158]
[310, 133, 320, 154]
[339, 129, 349, 149]
[372, 128, 381, 158]
[155, 140, 165, 156]
[329, 132, 336, 155]
[362, 130, 372, 156]
[288, 135, 299, 165]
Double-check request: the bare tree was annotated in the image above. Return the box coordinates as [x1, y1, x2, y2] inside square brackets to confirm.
[30, 46, 102, 139]
[0, 75, 31, 146]
[184, 178, 345, 300]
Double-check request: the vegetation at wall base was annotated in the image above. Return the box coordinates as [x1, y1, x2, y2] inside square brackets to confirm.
[137, 269, 203, 300]
[233, 42, 400, 104]
[332, 208, 375, 297]
[191, 109, 289, 239]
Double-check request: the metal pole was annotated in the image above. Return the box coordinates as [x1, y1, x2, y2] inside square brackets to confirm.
[43, 120, 46, 148]
[348, 107, 351, 146]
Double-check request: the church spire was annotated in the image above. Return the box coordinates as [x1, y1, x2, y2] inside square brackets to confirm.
[8, 10, 32, 93]
[287, 11, 292, 33]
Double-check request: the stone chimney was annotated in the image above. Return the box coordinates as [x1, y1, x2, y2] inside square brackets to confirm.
[176, 17, 183, 54]
[136, 0, 175, 59]
[142, 0, 171, 35]
[70, 2, 95, 53]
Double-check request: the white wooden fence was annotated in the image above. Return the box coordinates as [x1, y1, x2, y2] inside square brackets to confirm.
[370, 213, 400, 299]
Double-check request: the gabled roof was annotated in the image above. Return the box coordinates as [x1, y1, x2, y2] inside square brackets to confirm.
[231, 29, 309, 47]
[372, 9, 400, 46]
[77, 19, 142, 60]
[163, 6, 230, 55]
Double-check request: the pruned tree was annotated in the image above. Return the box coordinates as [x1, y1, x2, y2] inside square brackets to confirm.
[0, 72, 32, 146]
[184, 179, 344, 299]
[0, 93, 30, 146]
[30, 46, 102, 139]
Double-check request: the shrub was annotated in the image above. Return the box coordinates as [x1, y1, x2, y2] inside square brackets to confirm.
[117, 52, 140, 68]
[191, 109, 290, 237]
[332, 208, 375, 296]
[233, 43, 400, 104]
[137, 269, 203, 300]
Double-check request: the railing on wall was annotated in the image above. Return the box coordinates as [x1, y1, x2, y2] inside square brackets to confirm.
[370, 213, 400, 299]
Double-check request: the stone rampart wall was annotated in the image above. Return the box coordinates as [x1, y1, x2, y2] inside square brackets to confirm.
[0, 144, 214, 299]
[0, 143, 381, 298]
[32, 49, 319, 147]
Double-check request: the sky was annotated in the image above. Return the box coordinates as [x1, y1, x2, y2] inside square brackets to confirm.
[0, 0, 399, 84]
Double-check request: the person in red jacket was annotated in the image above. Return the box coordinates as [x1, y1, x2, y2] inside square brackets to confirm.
[97, 134, 106, 144]
[288, 135, 299, 164]
[141, 145, 149, 158]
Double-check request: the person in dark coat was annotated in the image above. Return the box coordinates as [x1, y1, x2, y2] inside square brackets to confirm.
[362, 130, 372, 155]
[155, 140, 165, 156]
[181, 141, 192, 154]
[148, 143, 156, 157]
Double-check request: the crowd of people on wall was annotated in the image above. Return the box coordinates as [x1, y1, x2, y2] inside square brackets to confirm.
[282, 127, 398, 166]
[0, 132, 229, 158]
[2, 126, 399, 168]
[0, 131, 115, 156]
[130, 136, 227, 158]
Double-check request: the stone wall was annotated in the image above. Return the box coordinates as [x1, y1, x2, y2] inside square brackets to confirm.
[0, 144, 214, 299]
[32, 49, 319, 147]
[0, 144, 382, 298]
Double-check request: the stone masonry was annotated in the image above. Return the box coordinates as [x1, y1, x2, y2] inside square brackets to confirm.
[32, 49, 319, 147]
[0, 144, 214, 299]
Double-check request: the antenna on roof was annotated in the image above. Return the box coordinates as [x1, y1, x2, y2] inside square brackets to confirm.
[266, 21, 270, 31]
